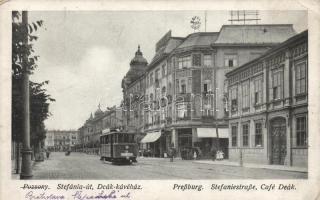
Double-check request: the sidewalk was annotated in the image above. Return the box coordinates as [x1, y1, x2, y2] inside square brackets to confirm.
[193, 159, 308, 173]
[138, 156, 181, 160]
[11, 158, 37, 180]
[11, 159, 20, 180]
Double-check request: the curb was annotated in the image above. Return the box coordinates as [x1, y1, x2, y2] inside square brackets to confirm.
[193, 161, 308, 173]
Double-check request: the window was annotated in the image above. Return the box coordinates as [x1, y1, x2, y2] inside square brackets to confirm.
[181, 80, 186, 94]
[187, 77, 192, 93]
[150, 72, 153, 86]
[178, 56, 191, 69]
[296, 116, 307, 146]
[242, 124, 249, 147]
[254, 77, 263, 104]
[224, 54, 238, 67]
[162, 64, 166, 77]
[192, 54, 201, 66]
[255, 122, 263, 147]
[204, 83, 208, 93]
[272, 70, 283, 100]
[242, 82, 250, 109]
[150, 93, 153, 102]
[204, 54, 212, 67]
[176, 79, 179, 93]
[155, 68, 160, 80]
[203, 80, 211, 94]
[231, 126, 237, 147]
[161, 86, 166, 96]
[172, 57, 177, 69]
[295, 62, 306, 95]
[230, 87, 238, 112]
[176, 103, 187, 118]
[167, 59, 172, 74]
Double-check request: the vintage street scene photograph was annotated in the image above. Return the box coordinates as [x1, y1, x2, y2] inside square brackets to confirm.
[11, 10, 308, 180]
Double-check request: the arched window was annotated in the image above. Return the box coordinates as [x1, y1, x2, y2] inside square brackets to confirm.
[181, 80, 186, 94]
[150, 93, 153, 102]
[162, 86, 166, 96]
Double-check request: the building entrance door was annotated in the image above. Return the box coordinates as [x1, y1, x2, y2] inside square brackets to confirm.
[270, 118, 287, 165]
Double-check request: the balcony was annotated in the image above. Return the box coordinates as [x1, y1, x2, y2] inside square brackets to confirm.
[176, 116, 191, 121]
[176, 93, 192, 102]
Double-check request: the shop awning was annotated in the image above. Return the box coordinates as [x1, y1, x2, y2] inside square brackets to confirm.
[140, 131, 161, 143]
[197, 128, 229, 138]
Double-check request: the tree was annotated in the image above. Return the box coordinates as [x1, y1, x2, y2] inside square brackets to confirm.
[12, 11, 55, 152]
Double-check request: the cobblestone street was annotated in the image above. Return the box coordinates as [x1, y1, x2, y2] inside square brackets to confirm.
[31, 152, 307, 179]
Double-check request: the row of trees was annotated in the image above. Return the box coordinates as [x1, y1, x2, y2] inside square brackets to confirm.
[12, 11, 55, 165]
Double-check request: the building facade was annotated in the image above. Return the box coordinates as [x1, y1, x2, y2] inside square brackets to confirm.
[78, 105, 124, 152]
[78, 24, 298, 160]
[136, 25, 296, 158]
[226, 30, 308, 167]
[142, 31, 184, 157]
[121, 46, 148, 147]
[44, 131, 54, 149]
[44, 130, 80, 151]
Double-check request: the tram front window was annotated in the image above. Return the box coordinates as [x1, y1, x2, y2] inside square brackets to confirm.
[106, 135, 109, 144]
[123, 134, 129, 143]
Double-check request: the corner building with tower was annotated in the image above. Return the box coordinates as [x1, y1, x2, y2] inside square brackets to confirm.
[121, 24, 300, 160]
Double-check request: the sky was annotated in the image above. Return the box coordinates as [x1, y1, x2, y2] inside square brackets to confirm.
[28, 10, 307, 130]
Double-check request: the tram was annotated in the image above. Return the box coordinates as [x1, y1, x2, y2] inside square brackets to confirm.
[100, 129, 138, 164]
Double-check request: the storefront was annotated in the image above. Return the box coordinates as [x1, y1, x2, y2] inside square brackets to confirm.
[194, 128, 229, 159]
[140, 131, 161, 157]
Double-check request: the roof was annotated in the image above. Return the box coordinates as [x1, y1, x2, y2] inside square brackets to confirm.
[226, 29, 308, 77]
[176, 32, 219, 50]
[148, 37, 184, 68]
[130, 45, 148, 65]
[214, 24, 296, 45]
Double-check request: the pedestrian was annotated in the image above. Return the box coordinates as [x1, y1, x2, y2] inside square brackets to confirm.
[46, 149, 50, 159]
[210, 146, 217, 161]
[169, 143, 176, 162]
[193, 150, 197, 160]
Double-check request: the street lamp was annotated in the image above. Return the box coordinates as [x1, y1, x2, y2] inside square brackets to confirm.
[20, 11, 33, 179]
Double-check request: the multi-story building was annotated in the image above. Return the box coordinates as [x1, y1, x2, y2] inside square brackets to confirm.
[90, 106, 105, 148]
[44, 130, 54, 150]
[135, 25, 296, 158]
[225, 30, 308, 167]
[102, 105, 123, 133]
[79, 105, 105, 149]
[121, 46, 148, 143]
[142, 31, 184, 157]
[80, 113, 94, 148]
[45, 130, 79, 151]
[79, 104, 124, 152]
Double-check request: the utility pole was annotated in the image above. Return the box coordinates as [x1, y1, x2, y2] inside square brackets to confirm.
[20, 11, 33, 179]
[213, 52, 220, 158]
[215, 88, 220, 152]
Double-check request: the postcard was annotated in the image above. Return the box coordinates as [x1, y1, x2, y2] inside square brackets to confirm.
[0, 0, 319, 200]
